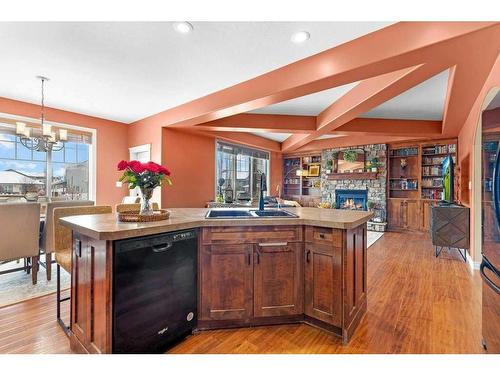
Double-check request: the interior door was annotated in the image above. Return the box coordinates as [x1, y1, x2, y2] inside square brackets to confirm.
[129, 146, 151, 198]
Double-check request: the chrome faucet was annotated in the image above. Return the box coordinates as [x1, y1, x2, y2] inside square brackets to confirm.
[258, 173, 267, 211]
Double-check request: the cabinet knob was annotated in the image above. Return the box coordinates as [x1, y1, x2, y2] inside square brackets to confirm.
[306, 250, 311, 263]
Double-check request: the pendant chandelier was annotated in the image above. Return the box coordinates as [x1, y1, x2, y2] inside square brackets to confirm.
[15, 76, 67, 152]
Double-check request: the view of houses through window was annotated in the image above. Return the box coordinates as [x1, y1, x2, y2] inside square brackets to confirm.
[216, 141, 269, 202]
[0, 132, 90, 201]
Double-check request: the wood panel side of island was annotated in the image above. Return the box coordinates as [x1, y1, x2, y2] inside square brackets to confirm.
[70, 232, 113, 354]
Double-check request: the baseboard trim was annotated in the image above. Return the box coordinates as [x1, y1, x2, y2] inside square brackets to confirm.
[466, 252, 480, 271]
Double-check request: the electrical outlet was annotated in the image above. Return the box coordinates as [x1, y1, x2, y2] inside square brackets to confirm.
[116, 181, 122, 188]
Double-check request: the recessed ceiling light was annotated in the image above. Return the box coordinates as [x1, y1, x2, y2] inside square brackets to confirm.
[291, 31, 310, 44]
[173, 22, 194, 34]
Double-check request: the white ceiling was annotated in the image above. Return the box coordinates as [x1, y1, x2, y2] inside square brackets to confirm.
[360, 69, 450, 120]
[252, 69, 450, 120]
[0, 22, 391, 124]
[249, 132, 291, 142]
[250, 82, 359, 116]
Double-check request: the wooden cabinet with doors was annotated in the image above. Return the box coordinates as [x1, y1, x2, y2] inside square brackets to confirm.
[200, 224, 368, 344]
[199, 244, 254, 322]
[304, 225, 367, 343]
[199, 226, 303, 327]
[253, 242, 303, 317]
[388, 199, 420, 231]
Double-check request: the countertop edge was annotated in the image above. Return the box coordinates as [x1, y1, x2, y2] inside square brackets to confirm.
[60, 212, 373, 241]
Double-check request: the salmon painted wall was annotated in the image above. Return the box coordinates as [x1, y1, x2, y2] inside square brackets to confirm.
[0, 97, 129, 206]
[158, 128, 283, 208]
[457, 54, 500, 261]
[161, 129, 215, 208]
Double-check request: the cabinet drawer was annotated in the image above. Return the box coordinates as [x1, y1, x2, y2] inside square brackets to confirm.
[305, 226, 342, 247]
[201, 226, 302, 245]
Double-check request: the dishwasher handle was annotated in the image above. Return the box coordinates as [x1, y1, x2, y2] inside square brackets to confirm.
[152, 242, 174, 253]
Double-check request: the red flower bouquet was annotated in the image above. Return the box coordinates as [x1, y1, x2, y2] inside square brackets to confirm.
[117, 160, 172, 215]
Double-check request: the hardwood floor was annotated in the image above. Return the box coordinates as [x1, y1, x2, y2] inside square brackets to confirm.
[0, 232, 483, 354]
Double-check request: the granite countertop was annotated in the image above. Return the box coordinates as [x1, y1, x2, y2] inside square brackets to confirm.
[60, 207, 373, 241]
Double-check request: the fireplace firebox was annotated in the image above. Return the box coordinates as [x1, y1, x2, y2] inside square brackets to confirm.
[335, 189, 368, 210]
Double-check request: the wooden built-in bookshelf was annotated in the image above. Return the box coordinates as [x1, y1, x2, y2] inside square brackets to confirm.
[283, 154, 322, 199]
[387, 138, 458, 232]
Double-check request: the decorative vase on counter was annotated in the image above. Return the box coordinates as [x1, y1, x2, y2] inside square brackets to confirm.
[117, 159, 172, 216]
[139, 186, 155, 215]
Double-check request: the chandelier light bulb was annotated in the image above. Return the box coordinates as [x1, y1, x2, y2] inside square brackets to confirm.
[16, 122, 26, 135]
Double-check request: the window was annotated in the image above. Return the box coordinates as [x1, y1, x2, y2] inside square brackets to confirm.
[0, 125, 92, 201]
[216, 141, 270, 201]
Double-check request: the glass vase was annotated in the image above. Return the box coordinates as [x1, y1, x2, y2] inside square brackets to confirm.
[139, 186, 155, 215]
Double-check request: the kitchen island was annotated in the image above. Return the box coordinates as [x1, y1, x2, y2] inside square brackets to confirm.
[60, 207, 372, 354]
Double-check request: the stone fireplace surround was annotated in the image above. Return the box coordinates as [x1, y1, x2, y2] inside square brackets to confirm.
[321, 144, 387, 229]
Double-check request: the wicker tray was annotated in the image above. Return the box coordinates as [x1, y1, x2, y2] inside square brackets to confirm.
[118, 209, 170, 222]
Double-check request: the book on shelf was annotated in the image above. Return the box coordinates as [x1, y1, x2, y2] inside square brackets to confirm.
[422, 166, 441, 176]
[422, 144, 456, 155]
[422, 189, 442, 200]
[390, 147, 418, 157]
[390, 179, 418, 190]
[422, 155, 456, 165]
[421, 177, 443, 188]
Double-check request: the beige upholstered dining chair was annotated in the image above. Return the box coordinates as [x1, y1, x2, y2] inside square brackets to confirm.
[52, 205, 112, 334]
[0, 203, 41, 284]
[115, 202, 159, 213]
[41, 200, 94, 281]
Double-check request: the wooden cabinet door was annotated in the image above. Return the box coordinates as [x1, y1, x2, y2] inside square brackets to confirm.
[387, 199, 403, 229]
[405, 200, 421, 230]
[344, 225, 367, 331]
[254, 242, 303, 317]
[200, 244, 253, 321]
[304, 243, 342, 326]
[421, 200, 435, 232]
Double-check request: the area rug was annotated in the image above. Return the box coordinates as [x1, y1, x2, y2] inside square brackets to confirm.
[367, 231, 384, 248]
[0, 255, 70, 308]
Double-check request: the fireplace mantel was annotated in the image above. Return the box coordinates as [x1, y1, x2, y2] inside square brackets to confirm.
[327, 172, 378, 180]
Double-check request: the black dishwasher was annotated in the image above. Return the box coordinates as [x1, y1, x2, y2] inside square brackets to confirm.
[113, 229, 197, 353]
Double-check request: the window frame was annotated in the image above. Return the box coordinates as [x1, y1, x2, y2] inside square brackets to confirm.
[214, 140, 270, 201]
[0, 112, 97, 201]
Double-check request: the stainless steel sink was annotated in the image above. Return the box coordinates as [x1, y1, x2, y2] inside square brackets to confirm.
[205, 209, 298, 219]
[205, 209, 253, 219]
[250, 209, 298, 218]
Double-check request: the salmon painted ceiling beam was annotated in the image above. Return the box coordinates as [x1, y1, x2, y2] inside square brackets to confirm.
[192, 113, 442, 137]
[281, 63, 449, 152]
[184, 128, 282, 152]
[191, 113, 315, 134]
[334, 118, 442, 137]
[442, 38, 500, 136]
[292, 134, 424, 154]
[133, 22, 497, 130]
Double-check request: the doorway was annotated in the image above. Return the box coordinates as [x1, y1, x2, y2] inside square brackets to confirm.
[128, 144, 151, 198]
